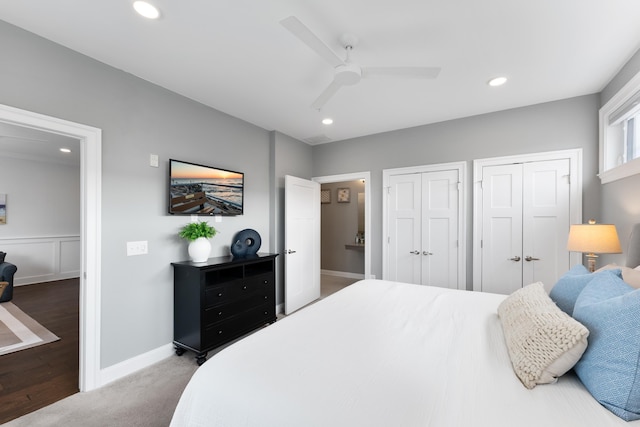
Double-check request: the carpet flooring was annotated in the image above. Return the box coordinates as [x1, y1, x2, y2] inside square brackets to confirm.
[3, 355, 198, 427]
[3, 274, 358, 426]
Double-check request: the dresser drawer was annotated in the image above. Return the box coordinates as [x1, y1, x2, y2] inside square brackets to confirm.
[203, 303, 275, 348]
[203, 293, 273, 325]
[204, 273, 273, 307]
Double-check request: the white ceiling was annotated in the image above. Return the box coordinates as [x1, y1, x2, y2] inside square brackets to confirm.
[2, 0, 640, 144]
[0, 122, 80, 166]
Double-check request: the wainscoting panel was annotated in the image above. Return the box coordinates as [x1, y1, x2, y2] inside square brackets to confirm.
[0, 236, 80, 285]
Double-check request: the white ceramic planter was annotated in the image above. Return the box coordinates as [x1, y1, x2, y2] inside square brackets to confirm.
[188, 237, 211, 263]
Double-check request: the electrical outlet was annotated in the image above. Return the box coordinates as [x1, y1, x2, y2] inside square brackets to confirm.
[127, 241, 148, 256]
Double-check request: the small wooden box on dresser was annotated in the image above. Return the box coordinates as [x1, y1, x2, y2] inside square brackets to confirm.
[172, 253, 278, 365]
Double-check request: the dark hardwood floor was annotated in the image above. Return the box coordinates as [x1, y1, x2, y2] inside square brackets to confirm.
[0, 278, 79, 424]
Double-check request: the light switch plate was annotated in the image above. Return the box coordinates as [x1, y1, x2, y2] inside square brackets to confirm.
[127, 241, 148, 256]
[149, 154, 159, 168]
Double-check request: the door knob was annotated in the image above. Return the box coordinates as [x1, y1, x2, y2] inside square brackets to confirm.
[525, 256, 540, 262]
[410, 250, 420, 255]
[286, 249, 297, 254]
[509, 256, 521, 262]
[423, 251, 433, 256]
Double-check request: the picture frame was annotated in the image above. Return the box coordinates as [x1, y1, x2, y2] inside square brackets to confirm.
[0, 193, 5, 225]
[337, 187, 350, 203]
[321, 189, 331, 204]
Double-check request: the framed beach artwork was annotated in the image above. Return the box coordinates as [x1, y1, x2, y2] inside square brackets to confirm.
[0, 194, 5, 224]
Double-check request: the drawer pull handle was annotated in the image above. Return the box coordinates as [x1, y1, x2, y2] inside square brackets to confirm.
[243, 286, 247, 290]
[218, 293, 223, 297]
[218, 330, 223, 335]
[264, 296, 268, 300]
[218, 312, 223, 316]
[263, 280, 268, 284]
[264, 311, 268, 315]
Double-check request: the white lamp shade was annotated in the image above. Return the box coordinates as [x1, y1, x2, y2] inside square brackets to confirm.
[567, 223, 622, 254]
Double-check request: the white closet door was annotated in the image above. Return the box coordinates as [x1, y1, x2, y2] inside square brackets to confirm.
[421, 170, 459, 288]
[284, 175, 320, 314]
[480, 164, 524, 294]
[387, 170, 459, 288]
[522, 159, 570, 292]
[387, 174, 422, 284]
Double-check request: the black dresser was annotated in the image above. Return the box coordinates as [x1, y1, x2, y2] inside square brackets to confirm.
[172, 253, 278, 365]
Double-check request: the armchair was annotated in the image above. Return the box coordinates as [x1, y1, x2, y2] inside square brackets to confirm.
[0, 253, 17, 302]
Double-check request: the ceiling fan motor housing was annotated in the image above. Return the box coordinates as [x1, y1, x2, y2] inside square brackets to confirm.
[334, 63, 362, 85]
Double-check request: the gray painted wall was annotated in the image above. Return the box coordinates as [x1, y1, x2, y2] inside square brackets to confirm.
[312, 94, 601, 281]
[599, 48, 640, 266]
[0, 20, 275, 368]
[320, 180, 365, 274]
[0, 156, 80, 237]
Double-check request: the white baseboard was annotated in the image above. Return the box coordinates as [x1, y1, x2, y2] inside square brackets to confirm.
[98, 343, 175, 387]
[321, 269, 365, 280]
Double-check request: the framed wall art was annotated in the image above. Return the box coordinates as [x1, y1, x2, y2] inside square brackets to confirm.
[321, 189, 331, 204]
[337, 188, 350, 203]
[0, 193, 6, 224]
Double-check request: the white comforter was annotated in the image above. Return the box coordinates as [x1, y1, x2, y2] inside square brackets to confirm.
[171, 279, 637, 427]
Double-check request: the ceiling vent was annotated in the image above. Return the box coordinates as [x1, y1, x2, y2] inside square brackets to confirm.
[303, 134, 332, 145]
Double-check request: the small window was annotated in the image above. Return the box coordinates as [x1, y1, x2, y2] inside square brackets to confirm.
[599, 72, 640, 183]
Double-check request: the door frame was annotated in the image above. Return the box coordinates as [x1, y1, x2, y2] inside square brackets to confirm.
[382, 161, 467, 289]
[0, 103, 102, 392]
[472, 149, 582, 290]
[313, 171, 372, 280]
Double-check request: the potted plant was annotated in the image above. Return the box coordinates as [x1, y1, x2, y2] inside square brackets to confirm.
[179, 221, 217, 262]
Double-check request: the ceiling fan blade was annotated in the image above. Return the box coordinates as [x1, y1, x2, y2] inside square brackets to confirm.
[311, 80, 343, 110]
[280, 16, 344, 68]
[362, 66, 441, 79]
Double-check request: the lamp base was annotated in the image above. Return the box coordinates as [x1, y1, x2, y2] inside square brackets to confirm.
[585, 253, 598, 273]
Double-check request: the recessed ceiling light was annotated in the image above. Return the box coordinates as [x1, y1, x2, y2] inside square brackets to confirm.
[322, 118, 333, 125]
[488, 76, 508, 87]
[60, 148, 72, 153]
[133, 1, 161, 19]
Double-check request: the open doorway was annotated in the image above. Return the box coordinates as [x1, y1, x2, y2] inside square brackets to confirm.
[0, 122, 81, 422]
[313, 172, 372, 297]
[0, 103, 102, 393]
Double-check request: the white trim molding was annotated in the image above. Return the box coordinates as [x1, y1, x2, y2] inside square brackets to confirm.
[99, 344, 174, 387]
[320, 269, 366, 280]
[0, 103, 102, 392]
[0, 235, 81, 285]
[599, 69, 640, 183]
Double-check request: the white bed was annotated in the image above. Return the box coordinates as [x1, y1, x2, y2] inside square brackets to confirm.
[170, 278, 640, 427]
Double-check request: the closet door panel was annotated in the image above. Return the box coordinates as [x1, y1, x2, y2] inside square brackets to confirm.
[522, 159, 571, 291]
[387, 174, 421, 284]
[480, 164, 523, 294]
[422, 170, 459, 288]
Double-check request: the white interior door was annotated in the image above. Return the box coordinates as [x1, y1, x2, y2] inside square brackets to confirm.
[387, 169, 460, 288]
[480, 164, 524, 294]
[284, 175, 320, 314]
[479, 159, 571, 294]
[387, 174, 421, 284]
[522, 159, 570, 292]
[422, 170, 459, 288]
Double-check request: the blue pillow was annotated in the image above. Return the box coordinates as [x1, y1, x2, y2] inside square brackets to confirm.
[549, 264, 621, 316]
[572, 271, 640, 421]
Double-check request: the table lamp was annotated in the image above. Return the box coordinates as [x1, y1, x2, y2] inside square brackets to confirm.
[567, 219, 622, 272]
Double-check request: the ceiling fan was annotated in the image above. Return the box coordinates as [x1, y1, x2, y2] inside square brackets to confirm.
[280, 16, 441, 110]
